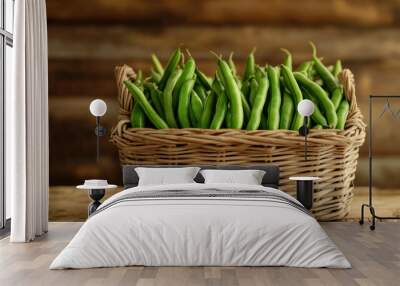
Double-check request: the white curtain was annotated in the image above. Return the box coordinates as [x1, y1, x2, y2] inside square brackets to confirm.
[8, 0, 49, 242]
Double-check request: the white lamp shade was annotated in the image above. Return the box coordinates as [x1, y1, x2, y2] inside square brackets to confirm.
[297, 99, 314, 117]
[89, 99, 107, 117]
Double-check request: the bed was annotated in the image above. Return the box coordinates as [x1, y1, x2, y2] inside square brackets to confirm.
[50, 165, 350, 269]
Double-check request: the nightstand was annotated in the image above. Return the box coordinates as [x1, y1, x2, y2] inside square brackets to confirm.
[77, 180, 117, 216]
[289, 176, 320, 210]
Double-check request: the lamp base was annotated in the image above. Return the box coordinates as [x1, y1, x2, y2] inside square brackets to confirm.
[296, 180, 314, 210]
[88, 189, 105, 216]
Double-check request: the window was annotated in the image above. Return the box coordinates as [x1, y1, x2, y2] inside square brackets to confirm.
[1, 0, 14, 231]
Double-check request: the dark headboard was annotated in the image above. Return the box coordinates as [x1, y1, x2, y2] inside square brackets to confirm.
[122, 165, 280, 189]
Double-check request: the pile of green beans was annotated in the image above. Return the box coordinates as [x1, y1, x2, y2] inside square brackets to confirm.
[124, 44, 350, 131]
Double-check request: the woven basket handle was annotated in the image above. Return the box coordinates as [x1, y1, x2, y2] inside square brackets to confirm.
[340, 69, 358, 114]
[115, 65, 136, 121]
[339, 69, 366, 138]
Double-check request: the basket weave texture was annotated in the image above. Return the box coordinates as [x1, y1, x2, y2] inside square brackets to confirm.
[111, 65, 366, 221]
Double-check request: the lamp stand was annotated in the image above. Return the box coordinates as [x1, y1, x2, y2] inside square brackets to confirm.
[94, 116, 106, 163]
[298, 116, 309, 161]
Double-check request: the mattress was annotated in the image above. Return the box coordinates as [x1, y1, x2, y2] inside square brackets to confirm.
[50, 183, 350, 269]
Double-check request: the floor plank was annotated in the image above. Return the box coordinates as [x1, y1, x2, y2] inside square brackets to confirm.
[0, 222, 399, 286]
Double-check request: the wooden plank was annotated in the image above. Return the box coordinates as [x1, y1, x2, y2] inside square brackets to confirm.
[49, 186, 121, 221]
[48, 25, 400, 63]
[46, 0, 398, 27]
[1, 222, 400, 285]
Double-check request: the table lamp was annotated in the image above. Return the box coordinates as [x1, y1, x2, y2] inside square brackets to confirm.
[89, 99, 107, 162]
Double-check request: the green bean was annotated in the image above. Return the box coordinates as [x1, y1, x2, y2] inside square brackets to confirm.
[173, 57, 196, 101]
[130, 102, 146, 128]
[136, 69, 142, 81]
[145, 82, 164, 118]
[313, 124, 323, 129]
[191, 90, 203, 127]
[279, 92, 294, 129]
[241, 79, 251, 100]
[212, 74, 225, 94]
[307, 116, 312, 128]
[281, 65, 304, 130]
[296, 61, 312, 75]
[179, 51, 186, 66]
[301, 87, 328, 127]
[210, 92, 228, 129]
[241, 92, 251, 125]
[144, 76, 152, 83]
[195, 68, 212, 91]
[135, 69, 143, 87]
[177, 78, 196, 128]
[124, 80, 168, 129]
[308, 64, 318, 80]
[225, 109, 232, 128]
[243, 49, 256, 81]
[199, 92, 217, 128]
[281, 48, 293, 70]
[310, 42, 338, 93]
[255, 66, 264, 84]
[158, 48, 181, 90]
[236, 77, 242, 90]
[194, 83, 207, 102]
[247, 74, 269, 130]
[331, 87, 343, 110]
[294, 72, 338, 128]
[228, 52, 238, 78]
[150, 69, 161, 83]
[228, 53, 243, 90]
[249, 78, 259, 106]
[281, 66, 302, 104]
[333, 60, 342, 78]
[260, 113, 268, 129]
[279, 76, 291, 95]
[266, 66, 281, 130]
[163, 69, 182, 128]
[314, 79, 324, 86]
[218, 59, 244, 129]
[336, 99, 349, 130]
[216, 68, 224, 85]
[180, 52, 185, 66]
[189, 105, 197, 127]
[151, 53, 164, 75]
[291, 112, 305, 131]
[212, 78, 229, 126]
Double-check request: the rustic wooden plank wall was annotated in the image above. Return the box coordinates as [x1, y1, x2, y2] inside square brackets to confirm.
[47, 0, 400, 187]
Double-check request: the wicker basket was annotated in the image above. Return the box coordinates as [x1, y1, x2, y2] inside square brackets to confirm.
[111, 65, 366, 221]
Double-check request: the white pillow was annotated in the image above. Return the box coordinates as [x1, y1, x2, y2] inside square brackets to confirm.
[135, 167, 200, 186]
[200, 169, 266, 185]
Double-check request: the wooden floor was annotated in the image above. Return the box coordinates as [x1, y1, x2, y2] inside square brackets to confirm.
[0, 222, 399, 286]
[50, 186, 400, 221]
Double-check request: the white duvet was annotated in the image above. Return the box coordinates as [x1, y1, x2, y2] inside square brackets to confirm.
[50, 183, 350, 269]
